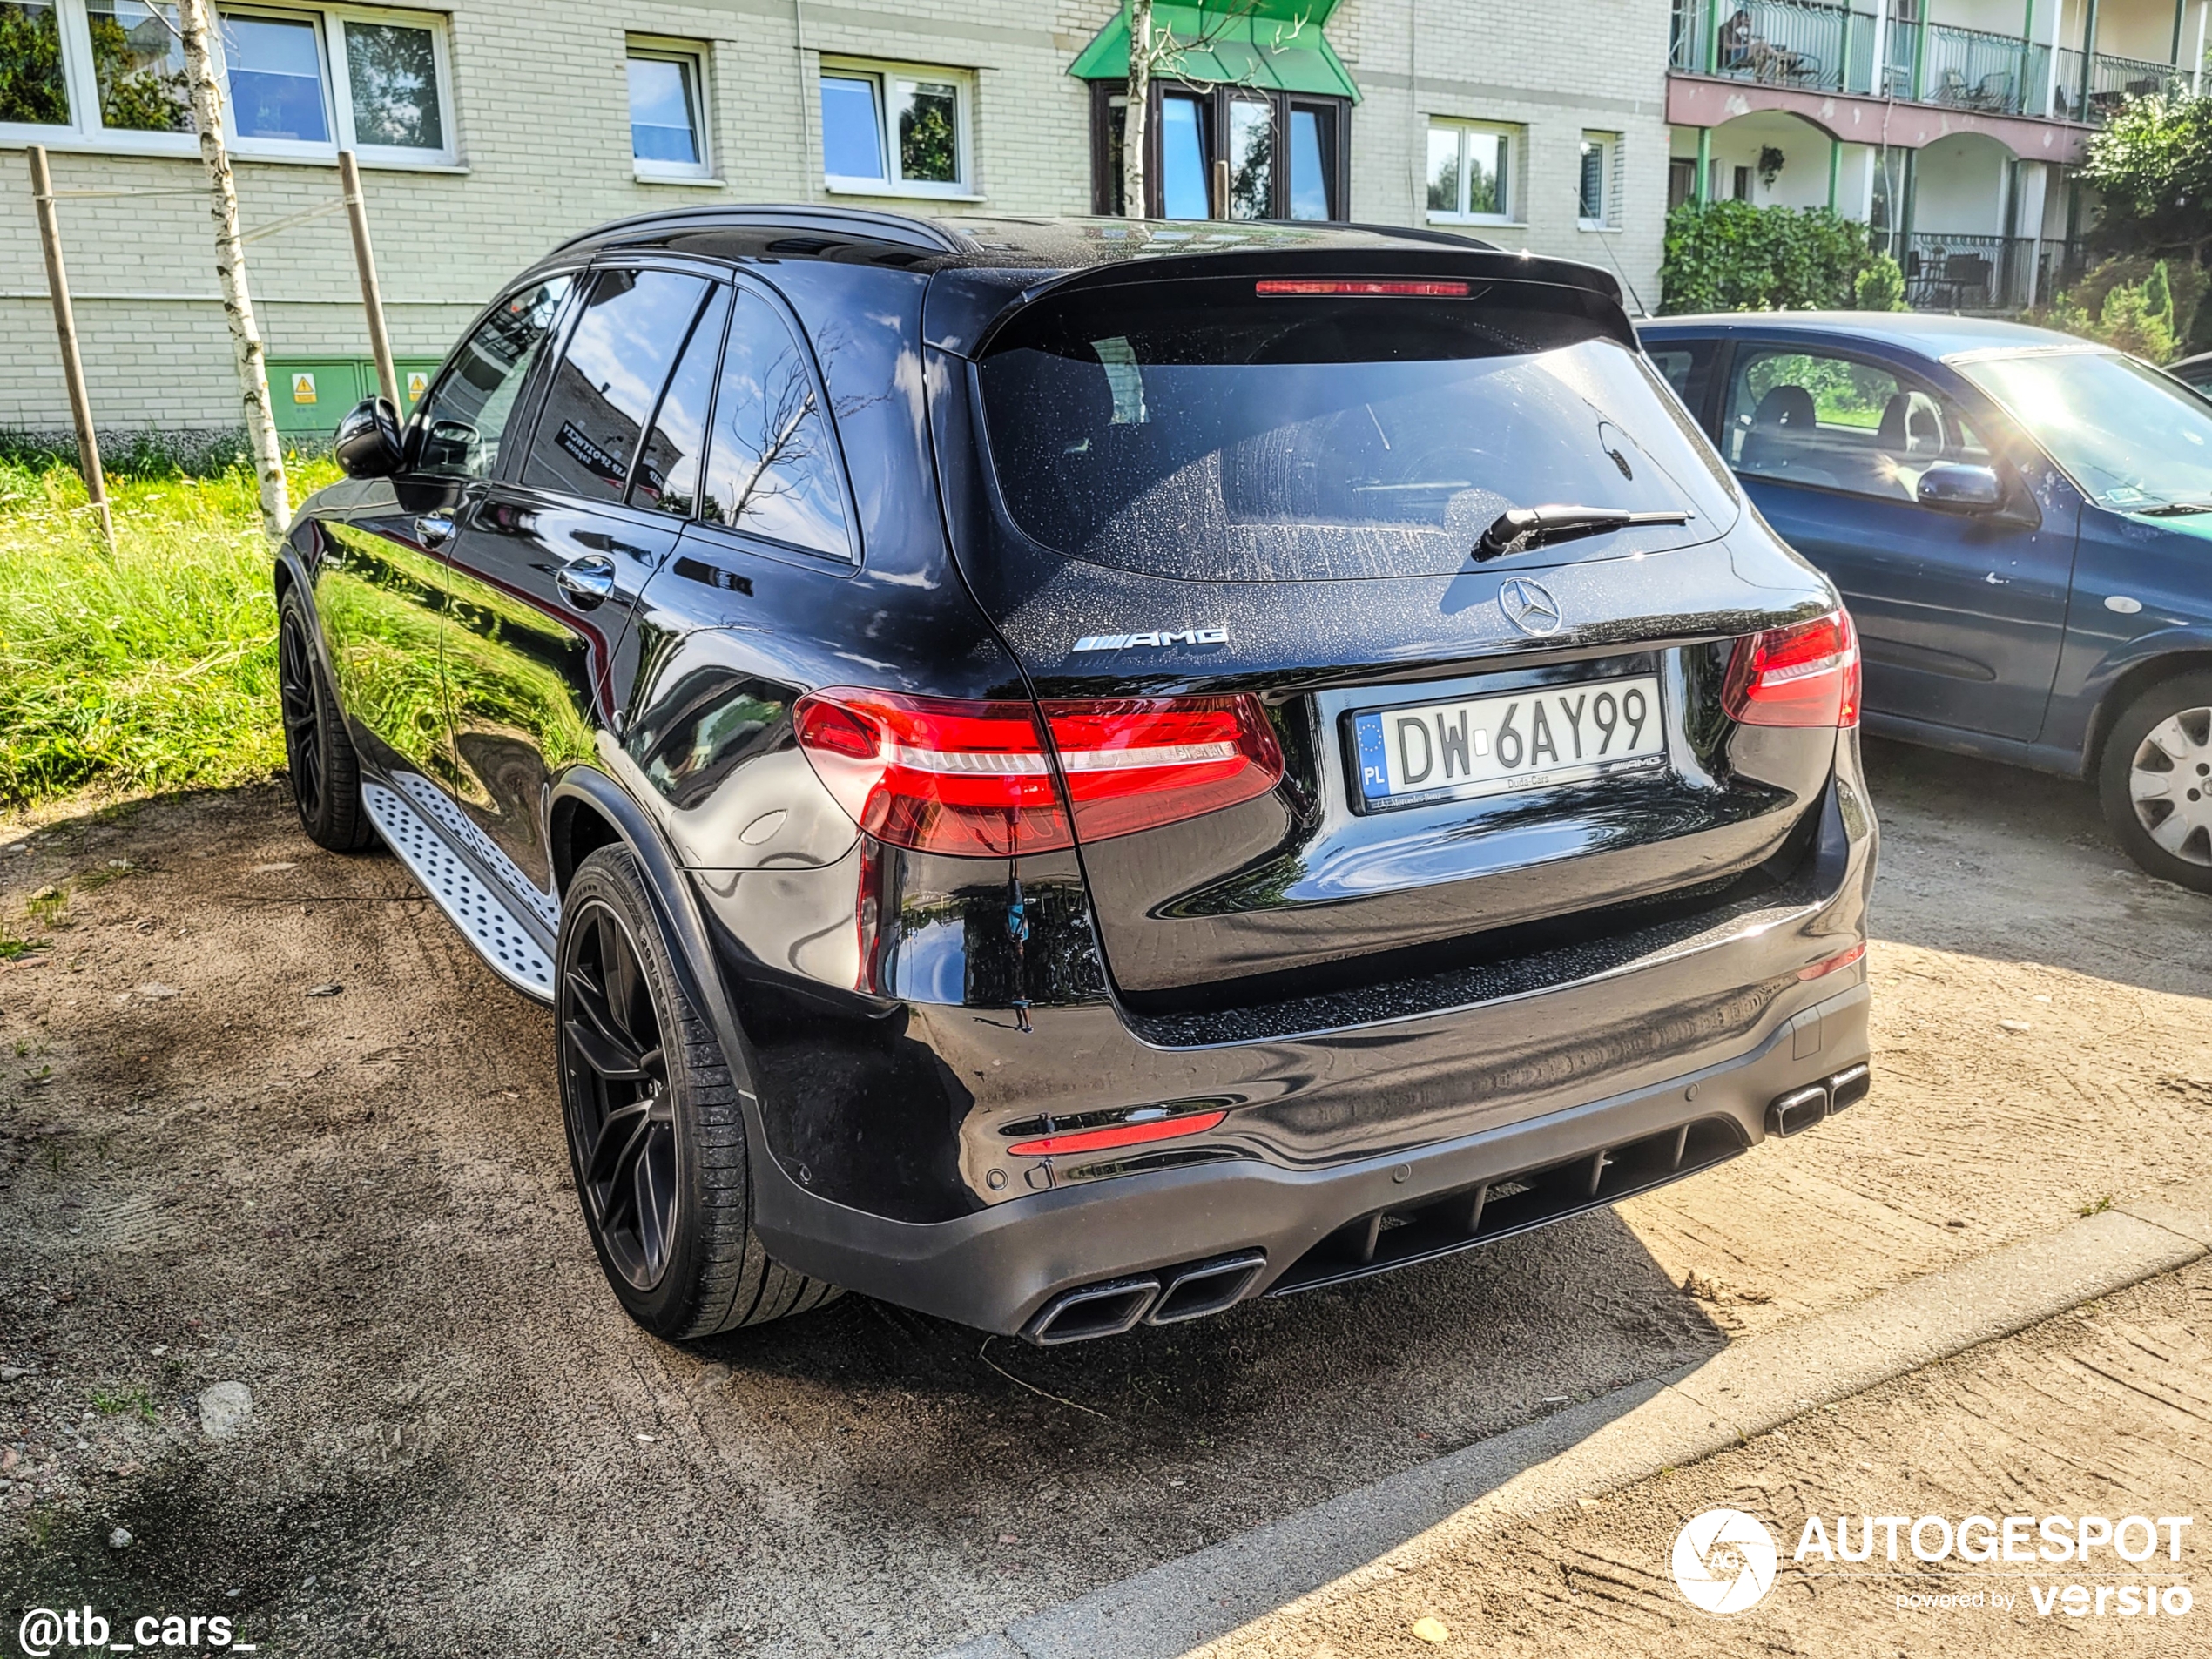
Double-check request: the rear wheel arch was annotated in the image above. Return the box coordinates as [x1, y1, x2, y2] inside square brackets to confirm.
[550, 791, 624, 900]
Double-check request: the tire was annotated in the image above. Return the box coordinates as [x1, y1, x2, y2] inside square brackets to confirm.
[555, 844, 840, 1340]
[277, 583, 374, 853]
[2098, 671, 2212, 895]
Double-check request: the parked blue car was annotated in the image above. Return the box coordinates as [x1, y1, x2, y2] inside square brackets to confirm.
[1638, 313, 2212, 892]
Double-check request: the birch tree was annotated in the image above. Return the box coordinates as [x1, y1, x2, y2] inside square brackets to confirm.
[177, 0, 289, 539]
[1122, 0, 1152, 218]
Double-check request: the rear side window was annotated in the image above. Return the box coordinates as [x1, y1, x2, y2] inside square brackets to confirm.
[694, 288, 853, 560]
[523, 267, 711, 502]
[632, 286, 732, 517]
[975, 278, 1740, 581]
[416, 275, 571, 480]
[1723, 347, 1989, 502]
[1644, 340, 1715, 421]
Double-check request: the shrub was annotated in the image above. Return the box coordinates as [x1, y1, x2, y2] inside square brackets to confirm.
[1659, 201, 1878, 314]
[1853, 254, 1907, 313]
[2043, 255, 2202, 361]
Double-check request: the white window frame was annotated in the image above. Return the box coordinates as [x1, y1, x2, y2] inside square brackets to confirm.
[1425, 118, 1520, 228]
[1579, 130, 1623, 232]
[624, 37, 713, 183]
[819, 57, 978, 201]
[0, 0, 459, 168]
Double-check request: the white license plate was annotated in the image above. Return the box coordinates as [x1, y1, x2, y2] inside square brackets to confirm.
[1352, 675, 1667, 808]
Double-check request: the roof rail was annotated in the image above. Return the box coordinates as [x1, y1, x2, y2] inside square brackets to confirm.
[550, 204, 964, 257]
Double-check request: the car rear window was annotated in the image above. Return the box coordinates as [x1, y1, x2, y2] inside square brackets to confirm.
[974, 277, 1738, 582]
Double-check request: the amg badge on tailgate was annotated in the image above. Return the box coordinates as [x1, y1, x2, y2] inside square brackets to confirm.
[1072, 628, 1230, 652]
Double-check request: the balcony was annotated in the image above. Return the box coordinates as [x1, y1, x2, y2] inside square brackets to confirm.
[2052, 48, 2195, 125]
[1669, 0, 2199, 126]
[1669, 0, 1877, 95]
[1911, 24, 2052, 118]
[1901, 233, 2035, 311]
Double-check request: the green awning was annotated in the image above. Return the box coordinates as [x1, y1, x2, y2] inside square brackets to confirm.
[1069, 2, 1360, 103]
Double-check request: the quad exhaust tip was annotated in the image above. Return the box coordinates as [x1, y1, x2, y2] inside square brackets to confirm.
[1022, 1251, 1267, 1345]
[1767, 1063, 1873, 1138]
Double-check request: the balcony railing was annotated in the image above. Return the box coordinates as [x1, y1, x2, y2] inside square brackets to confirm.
[1670, 2, 2201, 129]
[1919, 24, 2051, 116]
[1670, 0, 1878, 95]
[1902, 233, 2034, 312]
[2051, 48, 2193, 124]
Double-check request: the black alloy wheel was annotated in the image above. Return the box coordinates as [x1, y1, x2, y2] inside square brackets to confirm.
[555, 845, 840, 1339]
[560, 895, 678, 1291]
[276, 583, 373, 852]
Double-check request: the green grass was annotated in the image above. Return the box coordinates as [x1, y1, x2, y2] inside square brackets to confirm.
[0, 452, 340, 811]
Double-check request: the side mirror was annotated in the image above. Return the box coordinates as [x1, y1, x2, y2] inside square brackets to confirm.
[334, 395, 405, 479]
[1916, 462, 2005, 514]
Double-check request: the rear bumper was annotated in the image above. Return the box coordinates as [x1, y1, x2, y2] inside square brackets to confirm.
[750, 975, 1870, 1336]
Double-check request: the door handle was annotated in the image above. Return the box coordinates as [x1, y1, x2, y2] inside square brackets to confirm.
[555, 552, 618, 610]
[415, 513, 455, 550]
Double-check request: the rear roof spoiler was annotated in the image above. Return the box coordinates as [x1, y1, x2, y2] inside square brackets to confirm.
[921, 246, 1633, 358]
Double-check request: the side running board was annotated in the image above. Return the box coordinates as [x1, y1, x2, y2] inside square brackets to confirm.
[361, 778, 556, 1001]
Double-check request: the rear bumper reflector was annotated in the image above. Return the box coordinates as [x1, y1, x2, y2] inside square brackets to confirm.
[1005, 1109, 1229, 1157]
[1798, 941, 1867, 981]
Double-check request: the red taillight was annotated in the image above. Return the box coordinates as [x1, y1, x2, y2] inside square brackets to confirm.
[1044, 696, 1284, 842]
[1005, 1109, 1229, 1157]
[793, 689, 1285, 857]
[1254, 279, 1470, 297]
[793, 690, 1069, 857]
[1723, 610, 1861, 729]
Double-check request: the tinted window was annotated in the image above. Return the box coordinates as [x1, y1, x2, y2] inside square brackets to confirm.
[416, 275, 571, 480]
[632, 286, 730, 517]
[977, 280, 1739, 581]
[1723, 347, 1989, 502]
[697, 288, 852, 558]
[1644, 341, 1716, 414]
[523, 268, 711, 502]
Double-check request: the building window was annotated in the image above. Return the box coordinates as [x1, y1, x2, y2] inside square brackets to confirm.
[91, 1, 190, 133]
[820, 62, 971, 198]
[222, 11, 331, 144]
[0, 3, 456, 164]
[626, 44, 708, 179]
[1426, 120, 1514, 224]
[1580, 130, 1622, 229]
[1090, 83, 1345, 220]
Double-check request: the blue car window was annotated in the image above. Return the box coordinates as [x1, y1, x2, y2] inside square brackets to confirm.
[1723, 347, 1987, 502]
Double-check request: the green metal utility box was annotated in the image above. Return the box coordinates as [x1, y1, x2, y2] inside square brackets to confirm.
[266, 356, 443, 439]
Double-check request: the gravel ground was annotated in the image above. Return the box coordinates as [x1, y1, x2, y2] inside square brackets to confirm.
[1, 737, 2206, 1656]
[1197, 1256, 2212, 1658]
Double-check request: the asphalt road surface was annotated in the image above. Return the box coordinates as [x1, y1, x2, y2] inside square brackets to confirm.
[3, 737, 2208, 1656]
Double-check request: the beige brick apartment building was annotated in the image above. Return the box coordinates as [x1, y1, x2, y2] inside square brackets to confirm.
[1, 0, 1673, 435]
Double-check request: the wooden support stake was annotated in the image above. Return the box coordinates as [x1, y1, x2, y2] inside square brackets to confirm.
[1212, 156, 1230, 219]
[339, 151, 398, 410]
[28, 146, 113, 551]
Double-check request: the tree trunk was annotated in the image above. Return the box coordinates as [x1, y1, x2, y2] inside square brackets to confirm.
[178, 0, 289, 541]
[1123, 0, 1150, 218]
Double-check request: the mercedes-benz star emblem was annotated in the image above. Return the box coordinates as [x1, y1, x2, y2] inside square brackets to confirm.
[1498, 577, 1564, 637]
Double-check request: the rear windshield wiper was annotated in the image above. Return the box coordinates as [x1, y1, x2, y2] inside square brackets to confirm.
[1475, 505, 1691, 562]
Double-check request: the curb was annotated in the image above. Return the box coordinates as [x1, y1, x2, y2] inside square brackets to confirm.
[934, 1184, 2212, 1659]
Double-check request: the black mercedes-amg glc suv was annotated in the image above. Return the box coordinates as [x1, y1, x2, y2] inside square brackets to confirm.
[277, 209, 1875, 1345]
